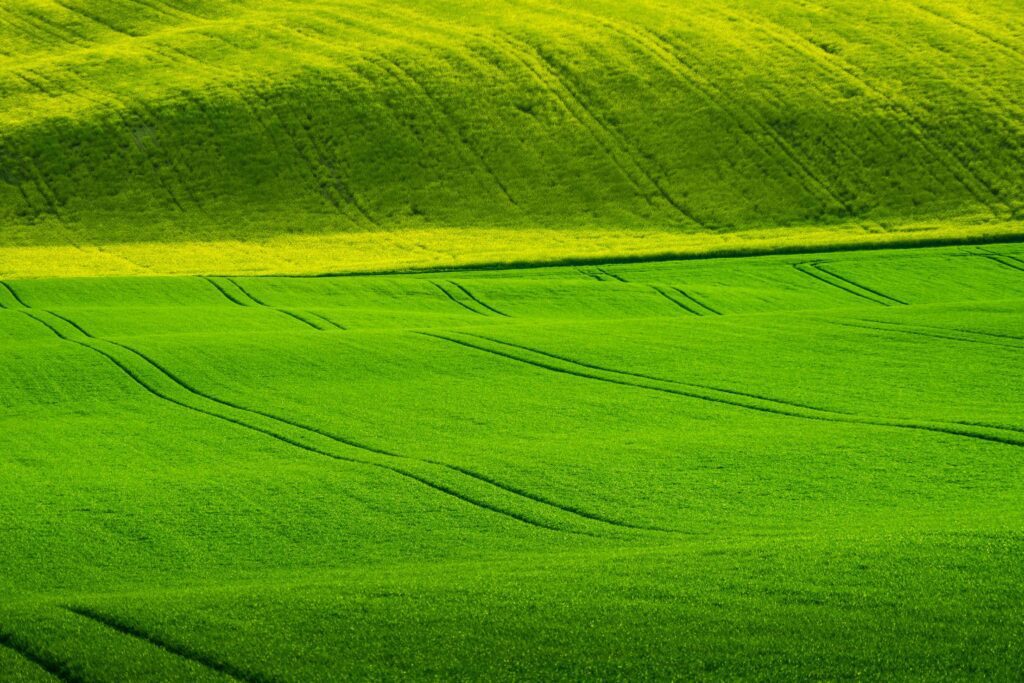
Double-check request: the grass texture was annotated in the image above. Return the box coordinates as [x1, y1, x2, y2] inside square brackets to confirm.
[1, 0, 1024, 276]
[1, 242, 1023, 679]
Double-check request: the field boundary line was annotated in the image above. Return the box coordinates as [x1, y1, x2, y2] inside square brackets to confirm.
[255, 233, 1024, 281]
[64, 606, 260, 682]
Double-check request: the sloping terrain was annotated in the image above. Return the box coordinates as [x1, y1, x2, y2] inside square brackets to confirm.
[1, 0, 1023, 277]
[1, 242, 1023, 678]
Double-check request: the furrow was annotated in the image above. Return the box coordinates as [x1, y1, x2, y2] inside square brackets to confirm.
[426, 332, 1024, 449]
[64, 606, 258, 683]
[447, 281, 509, 317]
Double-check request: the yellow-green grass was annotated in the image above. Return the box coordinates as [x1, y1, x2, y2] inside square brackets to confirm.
[2, 242, 1023, 679]
[3, 218, 1023, 279]
[2, 0, 1024, 277]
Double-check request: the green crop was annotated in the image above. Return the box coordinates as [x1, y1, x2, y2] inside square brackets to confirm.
[1, 0, 1022, 278]
[1, 243, 1022, 679]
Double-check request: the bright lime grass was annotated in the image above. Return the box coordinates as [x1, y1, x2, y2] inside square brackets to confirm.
[2, 0, 1024, 270]
[1, 243, 1023, 679]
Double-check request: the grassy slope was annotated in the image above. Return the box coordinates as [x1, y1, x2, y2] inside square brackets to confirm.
[1, 242, 1023, 678]
[2, 0, 1024, 277]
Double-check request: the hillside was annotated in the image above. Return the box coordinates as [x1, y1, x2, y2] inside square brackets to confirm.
[2, 242, 1023, 677]
[1, 0, 1023, 276]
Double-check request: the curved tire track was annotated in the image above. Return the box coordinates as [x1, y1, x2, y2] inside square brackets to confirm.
[21, 309, 658, 536]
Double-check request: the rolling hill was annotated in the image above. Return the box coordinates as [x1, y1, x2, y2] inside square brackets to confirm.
[2, 0, 1023, 277]
[2, 242, 1023, 678]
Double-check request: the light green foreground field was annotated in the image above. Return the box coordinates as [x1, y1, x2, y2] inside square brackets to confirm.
[2, 242, 1023, 679]
[1, 0, 1024, 276]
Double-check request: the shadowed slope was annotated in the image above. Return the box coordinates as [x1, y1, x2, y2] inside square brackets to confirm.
[1, 0, 1022, 276]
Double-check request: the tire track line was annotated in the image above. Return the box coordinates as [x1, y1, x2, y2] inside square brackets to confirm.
[490, 32, 706, 227]
[877, 318, 1024, 343]
[792, 262, 890, 305]
[21, 310, 640, 535]
[650, 285, 701, 316]
[424, 332, 1024, 449]
[306, 311, 347, 331]
[378, 55, 519, 206]
[672, 287, 721, 315]
[812, 263, 907, 305]
[983, 254, 1024, 274]
[431, 281, 486, 316]
[509, 0, 855, 211]
[0, 280, 29, 308]
[611, 19, 851, 214]
[0, 629, 77, 682]
[904, 1, 1024, 62]
[65, 606, 259, 682]
[829, 319, 1024, 350]
[447, 281, 509, 317]
[207, 276, 324, 331]
[49, 0, 136, 37]
[596, 267, 627, 283]
[463, 333, 854, 414]
[751, 6, 1007, 217]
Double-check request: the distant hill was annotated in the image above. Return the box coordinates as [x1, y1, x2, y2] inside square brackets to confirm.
[1, 0, 1022, 276]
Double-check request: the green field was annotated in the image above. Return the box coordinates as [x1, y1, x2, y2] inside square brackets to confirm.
[2, 243, 1024, 679]
[2, 0, 1024, 277]
[3, 0, 1024, 679]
